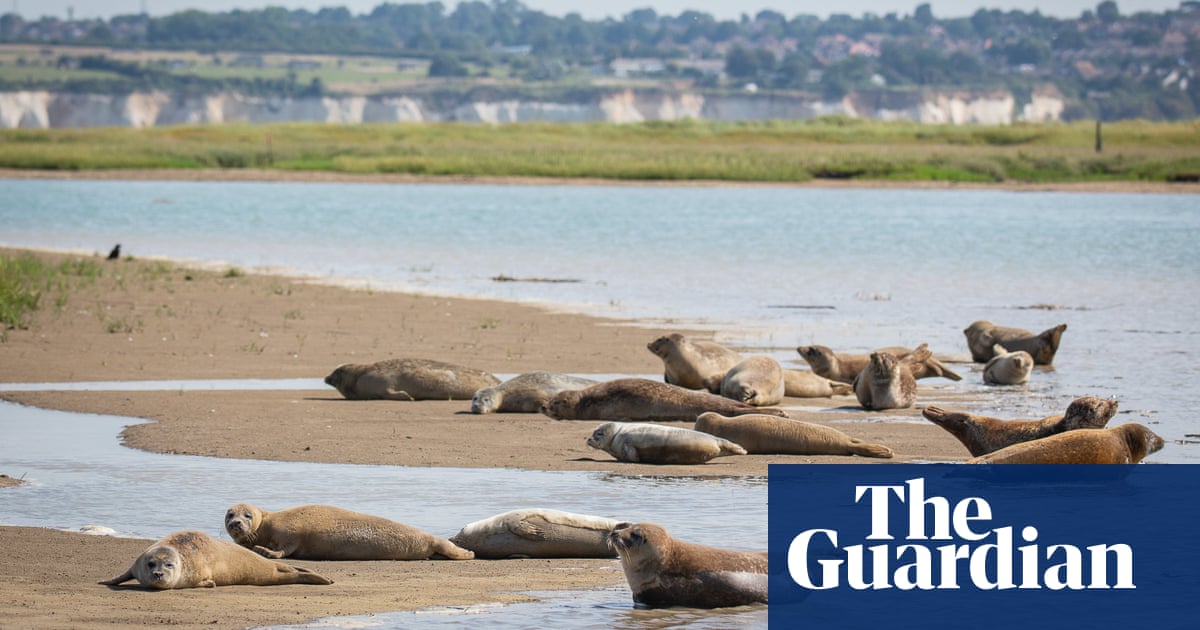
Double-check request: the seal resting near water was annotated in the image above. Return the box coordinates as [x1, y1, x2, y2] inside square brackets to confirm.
[963, 320, 1067, 365]
[712, 355, 785, 406]
[224, 503, 473, 560]
[101, 530, 333, 589]
[797, 344, 960, 383]
[541, 378, 787, 422]
[695, 412, 893, 458]
[923, 396, 1119, 457]
[608, 522, 768, 608]
[587, 421, 747, 464]
[853, 347, 930, 410]
[647, 333, 742, 390]
[967, 423, 1164, 464]
[470, 371, 598, 414]
[449, 509, 620, 559]
[783, 369, 853, 397]
[982, 344, 1034, 385]
[324, 358, 500, 401]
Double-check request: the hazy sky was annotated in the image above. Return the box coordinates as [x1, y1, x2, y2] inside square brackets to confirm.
[11, 0, 1187, 22]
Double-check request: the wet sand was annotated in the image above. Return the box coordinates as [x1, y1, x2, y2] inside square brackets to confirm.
[0, 245, 968, 628]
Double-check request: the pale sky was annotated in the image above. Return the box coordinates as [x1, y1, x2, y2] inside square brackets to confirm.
[10, 0, 1188, 22]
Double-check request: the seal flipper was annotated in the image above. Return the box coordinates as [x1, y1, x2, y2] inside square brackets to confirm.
[508, 518, 549, 541]
[99, 568, 134, 586]
[383, 389, 416, 401]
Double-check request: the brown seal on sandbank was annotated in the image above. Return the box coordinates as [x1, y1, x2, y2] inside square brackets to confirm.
[695, 412, 893, 458]
[714, 355, 785, 406]
[647, 333, 742, 390]
[449, 509, 620, 559]
[470, 371, 598, 414]
[963, 320, 1067, 365]
[797, 343, 960, 383]
[541, 378, 787, 422]
[608, 521, 768, 608]
[967, 423, 1163, 464]
[782, 369, 853, 397]
[586, 421, 747, 464]
[324, 357, 500, 401]
[224, 503, 473, 561]
[100, 530, 333, 589]
[853, 346, 930, 411]
[923, 396, 1119, 457]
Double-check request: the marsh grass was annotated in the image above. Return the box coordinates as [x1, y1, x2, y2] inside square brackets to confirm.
[0, 118, 1197, 183]
[0, 254, 104, 336]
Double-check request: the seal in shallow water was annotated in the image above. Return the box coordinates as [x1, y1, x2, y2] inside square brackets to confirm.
[449, 509, 620, 559]
[470, 371, 598, 414]
[963, 320, 1067, 365]
[922, 396, 1119, 457]
[587, 421, 747, 464]
[324, 358, 500, 401]
[100, 530, 333, 589]
[608, 521, 769, 608]
[967, 423, 1163, 464]
[541, 378, 787, 422]
[647, 333, 742, 390]
[695, 412, 893, 458]
[224, 503, 473, 560]
[982, 344, 1034, 385]
[715, 355, 785, 406]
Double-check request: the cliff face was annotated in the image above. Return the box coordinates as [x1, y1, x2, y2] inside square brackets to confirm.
[0, 87, 1064, 128]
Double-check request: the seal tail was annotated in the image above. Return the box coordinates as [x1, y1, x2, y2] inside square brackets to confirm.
[930, 358, 962, 381]
[284, 565, 334, 585]
[850, 440, 894, 459]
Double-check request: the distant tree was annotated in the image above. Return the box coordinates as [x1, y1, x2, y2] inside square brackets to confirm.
[914, 3, 934, 27]
[725, 45, 759, 79]
[427, 53, 468, 77]
[1053, 28, 1087, 50]
[1096, 1, 1120, 24]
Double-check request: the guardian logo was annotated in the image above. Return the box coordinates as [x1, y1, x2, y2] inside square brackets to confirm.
[768, 465, 1200, 629]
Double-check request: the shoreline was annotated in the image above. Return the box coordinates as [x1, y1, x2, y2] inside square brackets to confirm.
[2, 167, 1199, 194]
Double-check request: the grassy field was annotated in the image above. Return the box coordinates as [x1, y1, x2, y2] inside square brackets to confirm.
[0, 118, 1198, 184]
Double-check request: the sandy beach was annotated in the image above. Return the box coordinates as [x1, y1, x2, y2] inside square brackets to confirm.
[0, 243, 969, 628]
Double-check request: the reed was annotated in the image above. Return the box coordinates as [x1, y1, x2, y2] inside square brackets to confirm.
[0, 253, 103, 336]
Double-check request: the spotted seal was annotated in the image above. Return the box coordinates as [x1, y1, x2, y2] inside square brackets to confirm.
[324, 358, 500, 401]
[450, 509, 620, 559]
[715, 355, 785, 406]
[963, 320, 1067, 365]
[967, 423, 1164, 464]
[852, 346, 930, 411]
[695, 412, 893, 458]
[587, 421, 747, 464]
[470, 371, 598, 414]
[647, 333, 742, 390]
[923, 396, 1119, 457]
[982, 344, 1034, 385]
[541, 378, 787, 422]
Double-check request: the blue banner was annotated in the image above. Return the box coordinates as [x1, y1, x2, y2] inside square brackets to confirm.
[768, 464, 1200, 629]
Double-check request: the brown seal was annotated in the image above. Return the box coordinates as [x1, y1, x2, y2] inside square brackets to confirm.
[696, 412, 893, 458]
[608, 521, 768, 608]
[470, 371, 598, 414]
[967, 423, 1164, 464]
[541, 378, 787, 422]
[923, 396, 1119, 457]
[797, 344, 960, 383]
[647, 333, 742, 390]
[852, 346, 930, 411]
[100, 530, 333, 589]
[224, 503, 473, 560]
[324, 358, 500, 401]
[449, 509, 620, 559]
[982, 344, 1034, 385]
[783, 369, 853, 397]
[715, 355, 785, 406]
[587, 421, 747, 464]
[963, 320, 1067, 365]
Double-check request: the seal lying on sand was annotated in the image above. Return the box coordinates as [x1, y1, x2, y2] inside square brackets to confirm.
[967, 424, 1164, 464]
[853, 347, 930, 410]
[982, 344, 1034, 385]
[608, 521, 768, 608]
[647, 333, 742, 390]
[587, 421, 747, 464]
[324, 358, 500, 401]
[713, 355, 785, 406]
[923, 396, 1119, 457]
[224, 503, 473, 560]
[783, 369, 853, 397]
[450, 509, 620, 559]
[470, 371, 598, 414]
[798, 344, 960, 383]
[542, 378, 787, 422]
[963, 320, 1067, 365]
[101, 530, 333, 589]
[695, 412, 893, 458]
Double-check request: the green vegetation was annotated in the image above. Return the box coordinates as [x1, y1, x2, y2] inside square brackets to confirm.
[0, 118, 1197, 184]
[0, 253, 103, 337]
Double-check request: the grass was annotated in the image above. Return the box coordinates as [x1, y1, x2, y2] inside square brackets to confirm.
[0, 118, 1197, 184]
[0, 253, 104, 337]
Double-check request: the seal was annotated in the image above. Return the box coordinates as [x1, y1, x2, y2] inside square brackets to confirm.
[324, 358, 500, 401]
[963, 320, 1067, 365]
[715, 355, 785, 406]
[587, 421, 747, 464]
[224, 503, 473, 561]
[798, 344, 960, 383]
[967, 423, 1164, 464]
[470, 371, 598, 414]
[695, 412, 894, 458]
[853, 346, 930, 411]
[541, 378, 788, 422]
[449, 508, 620, 559]
[922, 396, 1119, 457]
[982, 344, 1034, 385]
[100, 530, 333, 589]
[783, 369, 853, 398]
[608, 521, 768, 608]
[647, 333, 742, 390]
